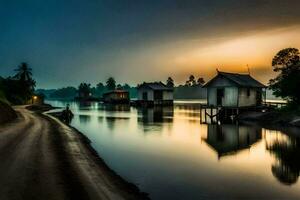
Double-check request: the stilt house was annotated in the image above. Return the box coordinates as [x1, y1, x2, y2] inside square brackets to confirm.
[203, 71, 266, 108]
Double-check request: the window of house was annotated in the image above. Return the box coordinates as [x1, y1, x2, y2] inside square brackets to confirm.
[247, 88, 250, 97]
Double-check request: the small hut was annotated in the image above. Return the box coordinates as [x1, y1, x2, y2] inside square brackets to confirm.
[137, 82, 173, 106]
[203, 71, 266, 108]
[200, 71, 267, 123]
[103, 90, 129, 104]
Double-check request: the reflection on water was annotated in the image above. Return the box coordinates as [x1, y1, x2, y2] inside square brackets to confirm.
[79, 114, 91, 124]
[204, 124, 262, 159]
[46, 100, 300, 200]
[266, 132, 300, 185]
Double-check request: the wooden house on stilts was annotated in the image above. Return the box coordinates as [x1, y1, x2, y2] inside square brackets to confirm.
[201, 71, 266, 123]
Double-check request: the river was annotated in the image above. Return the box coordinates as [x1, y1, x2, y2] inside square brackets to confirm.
[46, 100, 300, 200]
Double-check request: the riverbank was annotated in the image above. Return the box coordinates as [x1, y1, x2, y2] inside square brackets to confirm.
[239, 110, 300, 128]
[45, 109, 149, 200]
[0, 105, 148, 200]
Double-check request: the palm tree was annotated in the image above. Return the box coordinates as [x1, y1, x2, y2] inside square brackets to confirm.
[14, 62, 33, 82]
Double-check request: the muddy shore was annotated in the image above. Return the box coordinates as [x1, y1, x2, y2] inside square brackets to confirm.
[0, 105, 148, 200]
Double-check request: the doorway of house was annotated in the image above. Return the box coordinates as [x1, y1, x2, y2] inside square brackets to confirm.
[143, 92, 148, 100]
[217, 88, 224, 106]
[154, 91, 163, 100]
[256, 90, 262, 105]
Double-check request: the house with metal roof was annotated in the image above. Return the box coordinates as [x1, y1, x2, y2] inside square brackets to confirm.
[102, 90, 129, 104]
[137, 82, 173, 106]
[203, 71, 266, 108]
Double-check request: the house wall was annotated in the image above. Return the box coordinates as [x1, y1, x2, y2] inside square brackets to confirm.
[138, 88, 154, 101]
[238, 88, 257, 107]
[163, 91, 173, 100]
[207, 88, 216, 106]
[138, 89, 173, 101]
[207, 87, 238, 107]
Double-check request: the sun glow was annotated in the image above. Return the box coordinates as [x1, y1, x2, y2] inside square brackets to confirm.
[170, 26, 300, 83]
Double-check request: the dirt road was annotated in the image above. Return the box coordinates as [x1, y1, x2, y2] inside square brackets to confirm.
[0, 107, 147, 200]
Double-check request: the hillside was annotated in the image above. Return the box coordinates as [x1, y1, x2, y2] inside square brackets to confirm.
[0, 88, 17, 124]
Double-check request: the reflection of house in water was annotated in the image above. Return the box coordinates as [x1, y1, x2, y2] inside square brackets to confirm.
[203, 124, 262, 158]
[138, 106, 173, 123]
[103, 104, 130, 112]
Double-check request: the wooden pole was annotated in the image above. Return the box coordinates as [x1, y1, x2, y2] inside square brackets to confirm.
[200, 104, 202, 124]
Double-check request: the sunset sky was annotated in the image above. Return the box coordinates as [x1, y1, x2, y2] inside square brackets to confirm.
[0, 0, 300, 88]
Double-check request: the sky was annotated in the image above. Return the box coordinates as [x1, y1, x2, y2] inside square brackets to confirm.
[0, 0, 300, 88]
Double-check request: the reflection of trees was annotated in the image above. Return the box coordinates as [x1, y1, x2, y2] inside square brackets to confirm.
[267, 138, 300, 185]
[78, 115, 91, 124]
[104, 104, 130, 112]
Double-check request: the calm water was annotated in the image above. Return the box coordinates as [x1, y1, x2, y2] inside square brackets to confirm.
[47, 100, 300, 200]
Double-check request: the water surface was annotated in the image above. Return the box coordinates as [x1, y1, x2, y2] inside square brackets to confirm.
[47, 100, 300, 200]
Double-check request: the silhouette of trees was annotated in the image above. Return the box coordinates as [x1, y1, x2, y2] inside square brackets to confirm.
[116, 84, 122, 89]
[185, 75, 196, 86]
[78, 83, 91, 98]
[185, 75, 205, 86]
[14, 62, 32, 81]
[49, 87, 77, 99]
[106, 77, 116, 91]
[166, 77, 174, 88]
[272, 48, 300, 71]
[197, 77, 205, 85]
[1, 62, 36, 104]
[269, 48, 300, 104]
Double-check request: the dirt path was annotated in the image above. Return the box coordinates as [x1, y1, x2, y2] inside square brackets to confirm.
[0, 107, 147, 200]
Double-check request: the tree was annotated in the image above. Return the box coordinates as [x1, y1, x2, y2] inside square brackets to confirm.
[95, 82, 106, 97]
[269, 48, 300, 104]
[78, 83, 91, 98]
[96, 82, 104, 91]
[185, 75, 196, 86]
[7, 62, 36, 103]
[50, 87, 77, 99]
[106, 77, 116, 91]
[197, 77, 205, 85]
[14, 62, 36, 91]
[122, 83, 130, 90]
[116, 84, 122, 89]
[166, 77, 174, 88]
[14, 62, 33, 82]
[272, 48, 300, 71]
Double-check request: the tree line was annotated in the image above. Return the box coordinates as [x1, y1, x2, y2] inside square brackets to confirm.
[44, 75, 206, 100]
[1, 47, 299, 106]
[0, 62, 36, 104]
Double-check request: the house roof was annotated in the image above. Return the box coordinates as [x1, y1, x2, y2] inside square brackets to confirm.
[138, 82, 173, 91]
[203, 71, 266, 88]
[103, 90, 129, 95]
